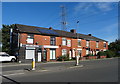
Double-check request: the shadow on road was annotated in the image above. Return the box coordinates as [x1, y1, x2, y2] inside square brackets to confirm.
[0, 74, 20, 84]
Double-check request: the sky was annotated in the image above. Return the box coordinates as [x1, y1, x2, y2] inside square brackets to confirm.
[2, 2, 118, 43]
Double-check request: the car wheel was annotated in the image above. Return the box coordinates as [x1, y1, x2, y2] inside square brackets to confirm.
[11, 58, 16, 62]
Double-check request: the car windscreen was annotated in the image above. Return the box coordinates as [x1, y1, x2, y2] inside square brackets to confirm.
[0, 54, 9, 56]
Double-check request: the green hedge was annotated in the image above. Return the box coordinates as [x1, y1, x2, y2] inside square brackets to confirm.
[97, 50, 115, 58]
[97, 51, 106, 56]
[104, 50, 115, 58]
[87, 54, 94, 56]
[57, 55, 69, 61]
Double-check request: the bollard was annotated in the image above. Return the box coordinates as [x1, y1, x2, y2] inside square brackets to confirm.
[32, 58, 35, 70]
[75, 56, 80, 66]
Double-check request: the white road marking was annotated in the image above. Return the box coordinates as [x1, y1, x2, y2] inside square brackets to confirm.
[4, 73, 24, 76]
[0, 64, 31, 68]
[69, 65, 83, 68]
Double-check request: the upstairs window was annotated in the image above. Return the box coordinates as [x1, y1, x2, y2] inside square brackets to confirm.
[78, 39, 81, 47]
[67, 40, 71, 47]
[96, 41, 99, 48]
[86, 41, 89, 47]
[62, 38, 67, 46]
[104, 42, 106, 48]
[27, 34, 34, 44]
[50, 37, 56, 45]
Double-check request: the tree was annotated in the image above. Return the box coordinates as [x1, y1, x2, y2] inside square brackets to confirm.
[2, 25, 11, 53]
[0, 29, 2, 52]
[108, 39, 120, 57]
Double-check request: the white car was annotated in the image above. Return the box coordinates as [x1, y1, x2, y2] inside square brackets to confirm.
[0, 54, 16, 62]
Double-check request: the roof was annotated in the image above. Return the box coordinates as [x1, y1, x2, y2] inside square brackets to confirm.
[15, 24, 107, 42]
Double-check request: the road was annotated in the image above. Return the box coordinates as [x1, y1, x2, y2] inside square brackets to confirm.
[1, 58, 119, 83]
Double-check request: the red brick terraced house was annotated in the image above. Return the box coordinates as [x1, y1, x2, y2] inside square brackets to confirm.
[10, 24, 108, 62]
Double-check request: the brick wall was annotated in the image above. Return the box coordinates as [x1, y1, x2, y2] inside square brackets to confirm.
[19, 33, 108, 61]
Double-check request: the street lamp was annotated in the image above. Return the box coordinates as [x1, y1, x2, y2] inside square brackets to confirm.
[75, 20, 80, 66]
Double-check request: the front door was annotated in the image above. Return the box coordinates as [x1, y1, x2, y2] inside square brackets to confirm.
[38, 52, 42, 62]
[50, 49, 56, 60]
[38, 49, 47, 62]
[43, 50, 47, 61]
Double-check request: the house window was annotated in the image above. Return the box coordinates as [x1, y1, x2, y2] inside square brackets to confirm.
[96, 49, 99, 55]
[78, 39, 81, 47]
[86, 49, 89, 55]
[86, 41, 89, 47]
[27, 34, 34, 44]
[96, 41, 99, 48]
[77, 50, 81, 57]
[67, 40, 71, 47]
[62, 49, 67, 56]
[62, 38, 67, 46]
[50, 37, 56, 45]
[104, 43, 106, 48]
[50, 49, 56, 60]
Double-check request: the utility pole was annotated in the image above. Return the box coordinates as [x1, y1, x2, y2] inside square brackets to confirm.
[60, 5, 67, 31]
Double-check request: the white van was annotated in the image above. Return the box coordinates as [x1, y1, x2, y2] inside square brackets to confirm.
[0, 52, 16, 62]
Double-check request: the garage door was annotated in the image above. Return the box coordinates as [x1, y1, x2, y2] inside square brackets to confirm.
[25, 50, 35, 59]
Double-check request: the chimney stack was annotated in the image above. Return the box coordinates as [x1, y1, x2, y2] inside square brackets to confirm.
[49, 27, 53, 30]
[88, 34, 92, 36]
[70, 29, 76, 34]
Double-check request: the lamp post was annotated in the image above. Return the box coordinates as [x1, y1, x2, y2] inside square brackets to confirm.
[75, 20, 80, 66]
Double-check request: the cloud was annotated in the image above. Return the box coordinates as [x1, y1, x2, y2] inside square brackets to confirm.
[95, 2, 113, 11]
[74, 2, 115, 14]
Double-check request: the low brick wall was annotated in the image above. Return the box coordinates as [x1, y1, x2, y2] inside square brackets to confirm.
[86, 56, 97, 59]
[100, 56, 106, 59]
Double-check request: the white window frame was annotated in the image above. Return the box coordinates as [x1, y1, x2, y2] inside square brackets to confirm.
[96, 41, 99, 48]
[78, 39, 81, 47]
[77, 50, 82, 56]
[62, 49, 67, 56]
[86, 49, 89, 55]
[27, 34, 34, 44]
[103, 42, 106, 48]
[50, 50, 56, 60]
[86, 41, 89, 47]
[62, 38, 67, 46]
[67, 40, 71, 47]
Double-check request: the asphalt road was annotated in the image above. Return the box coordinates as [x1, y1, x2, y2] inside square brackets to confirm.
[1, 58, 119, 83]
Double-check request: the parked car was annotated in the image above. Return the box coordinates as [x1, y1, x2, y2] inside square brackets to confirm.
[0, 53, 16, 62]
